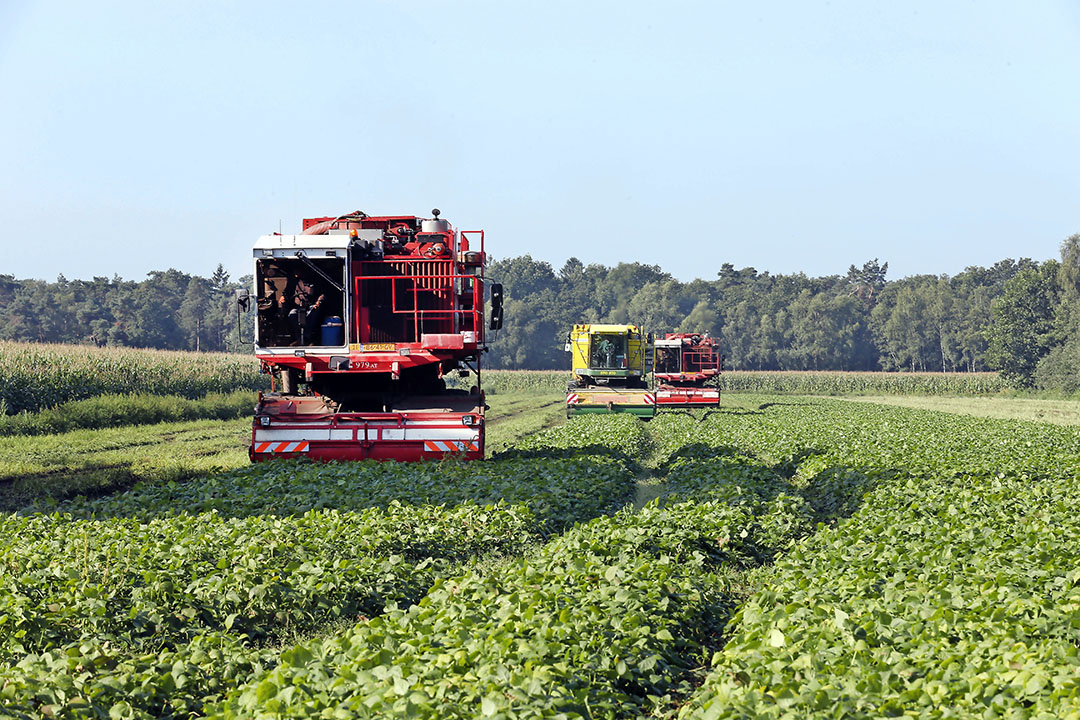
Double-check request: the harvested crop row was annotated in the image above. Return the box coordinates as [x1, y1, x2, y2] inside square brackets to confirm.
[683, 472, 1080, 718]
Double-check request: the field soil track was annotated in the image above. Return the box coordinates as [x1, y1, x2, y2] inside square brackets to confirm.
[836, 393, 1080, 425]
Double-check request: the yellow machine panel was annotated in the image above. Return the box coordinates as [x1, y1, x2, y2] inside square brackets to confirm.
[567, 324, 648, 383]
[565, 324, 654, 417]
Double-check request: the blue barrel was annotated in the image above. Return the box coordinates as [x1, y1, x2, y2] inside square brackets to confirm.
[321, 316, 344, 346]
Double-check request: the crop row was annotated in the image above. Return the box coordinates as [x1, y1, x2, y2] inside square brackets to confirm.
[5, 419, 646, 659]
[640, 399, 1080, 717]
[684, 471, 1080, 718]
[47, 436, 639, 533]
[0, 415, 649, 717]
[7, 398, 1077, 717]
[0, 503, 537, 662]
[208, 500, 763, 719]
[0, 502, 751, 719]
[0, 342, 267, 415]
[505, 412, 651, 462]
[0, 338, 1015, 417]
[649, 398, 1080, 483]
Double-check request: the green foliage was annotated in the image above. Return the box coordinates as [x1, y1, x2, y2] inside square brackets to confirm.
[0, 418, 251, 510]
[0, 632, 275, 720]
[507, 413, 652, 461]
[0, 269, 250, 353]
[1035, 339, 1080, 394]
[209, 502, 751, 720]
[0, 503, 537, 660]
[667, 397, 1080, 718]
[0, 341, 266, 414]
[48, 454, 634, 533]
[0, 390, 256, 436]
[718, 370, 1012, 395]
[684, 474, 1080, 719]
[985, 263, 1060, 386]
[7, 242, 1080, 375]
[0, 417, 641, 717]
[484, 251, 1076, 373]
[6, 394, 1080, 717]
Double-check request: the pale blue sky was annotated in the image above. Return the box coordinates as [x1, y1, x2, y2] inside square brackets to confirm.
[1, 1, 1078, 284]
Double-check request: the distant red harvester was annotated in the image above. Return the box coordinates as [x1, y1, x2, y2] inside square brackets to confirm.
[653, 333, 723, 407]
[238, 209, 503, 462]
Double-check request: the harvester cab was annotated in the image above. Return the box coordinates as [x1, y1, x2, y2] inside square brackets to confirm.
[564, 324, 656, 418]
[240, 209, 497, 462]
[653, 333, 723, 408]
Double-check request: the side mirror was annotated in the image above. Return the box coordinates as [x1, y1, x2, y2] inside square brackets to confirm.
[489, 283, 504, 330]
[236, 288, 251, 313]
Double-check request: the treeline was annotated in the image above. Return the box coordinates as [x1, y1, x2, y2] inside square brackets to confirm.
[3, 235, 1080, 390]
[0, 266, 251, 353]
[486, 233, 1080, 390]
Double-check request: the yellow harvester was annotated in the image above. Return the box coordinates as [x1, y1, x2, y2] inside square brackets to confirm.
[564, 323, 655, 418]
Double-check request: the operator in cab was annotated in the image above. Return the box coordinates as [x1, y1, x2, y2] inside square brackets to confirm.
[283, 274, 326, 345]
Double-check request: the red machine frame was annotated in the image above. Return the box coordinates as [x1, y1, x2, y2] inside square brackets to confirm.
[653, 333, 723, 408]
[248, 213, 493, 462]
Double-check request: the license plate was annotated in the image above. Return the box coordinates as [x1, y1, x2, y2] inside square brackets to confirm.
[349, 343, 396, 352]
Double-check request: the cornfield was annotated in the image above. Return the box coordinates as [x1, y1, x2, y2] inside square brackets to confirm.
[717, 370, 1013, 395]
[0, 341, 267, 415]
[467, 369, 570, 394]
[0, 340, 1014, 416]
[473, 369, 1013, 396]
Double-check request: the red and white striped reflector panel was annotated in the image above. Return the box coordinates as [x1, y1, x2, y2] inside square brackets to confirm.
[424, 440, 480, 453]
[566, 393, 580, 405]
[254, 441, 310, 454]
[643, 393, 656, 405]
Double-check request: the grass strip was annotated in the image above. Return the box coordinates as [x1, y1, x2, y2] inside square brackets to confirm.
[0, 391, 257, 436]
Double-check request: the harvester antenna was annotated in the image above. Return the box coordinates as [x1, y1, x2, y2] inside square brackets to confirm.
[432, 208, 441, 218]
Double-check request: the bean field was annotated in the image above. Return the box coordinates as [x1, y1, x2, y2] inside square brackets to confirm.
[1, 347, 1079, 718]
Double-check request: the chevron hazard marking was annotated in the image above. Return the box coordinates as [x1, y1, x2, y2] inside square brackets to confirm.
[424, 440, 479, 453]
[566, 393, 579, 405]
[254, 441, 309, 454]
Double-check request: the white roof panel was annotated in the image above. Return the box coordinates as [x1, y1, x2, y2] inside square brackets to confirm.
[253, 234, 352, 251]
